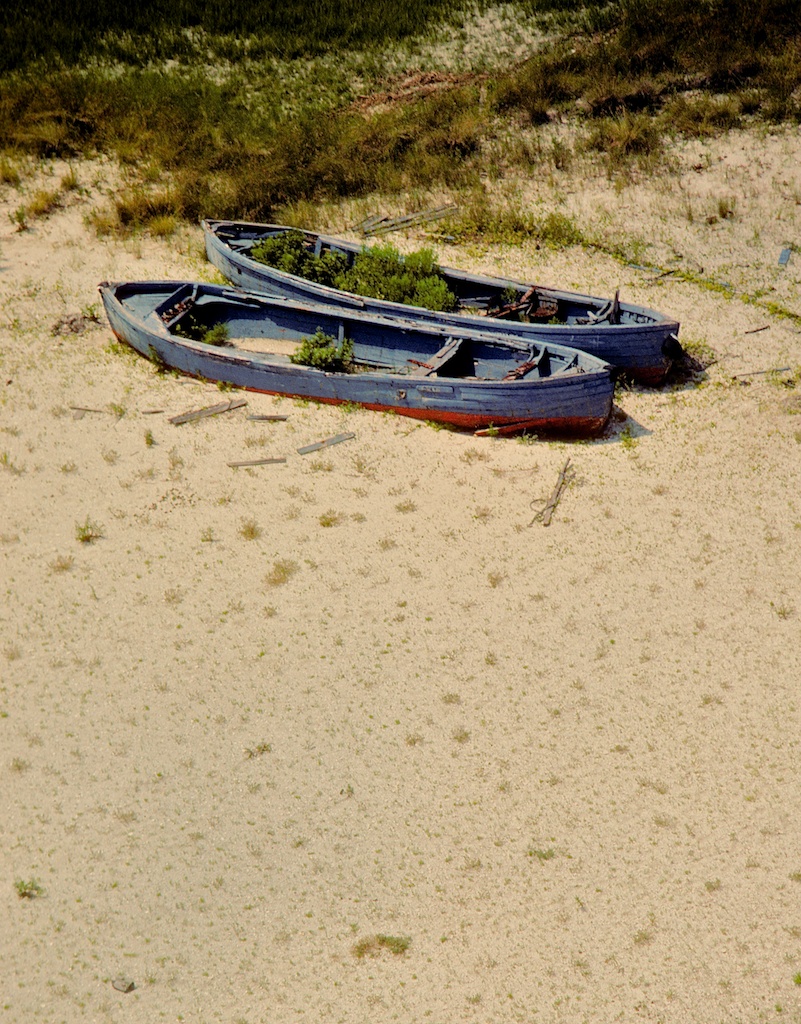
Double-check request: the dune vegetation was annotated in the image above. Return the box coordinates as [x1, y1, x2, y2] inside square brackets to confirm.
[1, 0, 799, 231]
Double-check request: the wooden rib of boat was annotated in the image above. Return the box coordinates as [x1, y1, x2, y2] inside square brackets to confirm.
[202, 220, 682, 384]
[98, 281, 615, 436]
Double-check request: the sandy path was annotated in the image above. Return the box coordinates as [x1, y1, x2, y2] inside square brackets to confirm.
[1, 133, 801, 1023]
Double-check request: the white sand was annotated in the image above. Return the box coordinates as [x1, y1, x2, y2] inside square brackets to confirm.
[2, 129, 801, 1023]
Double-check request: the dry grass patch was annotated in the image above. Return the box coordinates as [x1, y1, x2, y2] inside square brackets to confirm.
[49, 554, 74, 574]
[239, 518, 262, 540]
[265, 558, 299, 586]
[352, 934, 411, 959]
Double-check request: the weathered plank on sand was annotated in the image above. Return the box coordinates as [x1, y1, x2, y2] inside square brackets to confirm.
[169, 398, 246, 425]
[297, 432, 356, 455]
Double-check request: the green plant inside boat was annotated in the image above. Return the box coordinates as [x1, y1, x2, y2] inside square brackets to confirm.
[250, 231, 458, 312]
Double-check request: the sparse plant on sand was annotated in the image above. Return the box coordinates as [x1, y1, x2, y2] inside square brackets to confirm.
[528, 846, 556, 862]
[75, 517, 103, 543]
[318, 509, 343, 527]
[265, 558, 299, 586]
[15, 878, 45, 899]
[244, 742, 271, 759]
[0, 451, 24, 475]
[352, 934, 411, 958]
[239, 518, 262, 540]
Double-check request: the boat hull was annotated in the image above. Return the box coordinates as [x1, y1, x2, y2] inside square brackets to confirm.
[203, 220, 682, 384]
[99, 281, 614, 436]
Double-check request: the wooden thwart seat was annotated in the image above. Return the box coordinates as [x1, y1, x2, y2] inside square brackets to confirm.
[503, 346, 551, 380]
[408, 336, 468, 377]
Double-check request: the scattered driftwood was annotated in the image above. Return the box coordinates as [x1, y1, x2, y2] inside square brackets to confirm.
[247, 414, 289, 422]
[648, 268, 676, 282]
[168, 398, 246, 425]
[529, 458, 574, 527]
[70, 405, 107, 420]
[141, 408, 164, 415]
[357, 206, 458, 236]
[297, 432, 355, 455]
[732, 366, 790, 379]
[227, 457, 287, 468]
[743, 325, 770, 335]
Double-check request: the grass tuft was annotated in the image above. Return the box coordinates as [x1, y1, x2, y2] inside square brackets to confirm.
[15, 878, 45, 899]
[265, 558, 299, 586]
[352, 934, 411, 959]
[239, 518, 262, 540]
[75, 517, 103, 543]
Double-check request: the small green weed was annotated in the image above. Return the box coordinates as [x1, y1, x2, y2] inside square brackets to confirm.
[0, 451, 24, 475]
[244, 742, 271, 759]
[528, 846, 556, 862]
[202, 323, 230, 346]
[61, 165, 79, 191]
[75, 517, 103, 543]
[15, 878, 45, 899]
[10, 205, 27, 231]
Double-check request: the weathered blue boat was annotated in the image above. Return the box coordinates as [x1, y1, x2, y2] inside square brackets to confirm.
[98, 281, 614, 435]
[203, 220, 682, 384]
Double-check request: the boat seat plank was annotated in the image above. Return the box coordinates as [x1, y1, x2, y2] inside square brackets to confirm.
[408, 336, 466, 377]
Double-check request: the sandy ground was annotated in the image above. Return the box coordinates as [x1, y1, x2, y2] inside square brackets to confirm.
[2, 127, 801, 1024]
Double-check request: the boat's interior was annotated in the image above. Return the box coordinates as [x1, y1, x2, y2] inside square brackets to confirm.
[142, 283, 586, 381]
[213, 225, 630, 326]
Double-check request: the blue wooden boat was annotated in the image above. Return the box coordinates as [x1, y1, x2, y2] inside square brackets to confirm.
[203, 220, 682, 384]
[98, 281, 614, 435]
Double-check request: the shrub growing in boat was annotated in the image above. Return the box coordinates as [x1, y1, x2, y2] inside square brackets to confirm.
[289, 328, 354, 372]
[250, 231, 458, 312]
[250, 230, 348, 286]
